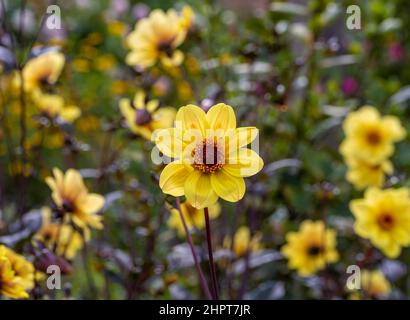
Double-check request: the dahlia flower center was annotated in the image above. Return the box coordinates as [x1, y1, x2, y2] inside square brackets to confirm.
[307, 244, 323, 256]
[192, 139, 224, 174]
[158, 41, 174, 57]
[366, 130, 382, 146]
[134, 109, 152, 126]
[62, 199, 75, 213]
[377, 213, 394, 230]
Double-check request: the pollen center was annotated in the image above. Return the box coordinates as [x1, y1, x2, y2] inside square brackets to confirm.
[158, 40, 174, 57]
[307, 244, 323, 256]
[192, 139, 224, 174]
[366, 130, 382, 146]
[377, 213, 394, 230]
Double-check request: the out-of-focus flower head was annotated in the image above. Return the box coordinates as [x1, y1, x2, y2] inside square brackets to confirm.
[2, 247, 35, 291]
[340, 106, 406, 164]
[281, 220, 339, 276]
[341, 77, 359, 96]
[350, 187, 410, 258]
[154, 103, 263, 209]
[0, 245, 33, 299]
[224, 226, 262, 257]
[349, 270, 391, 299]
[45, 168, 105, 230]
[119, 90, 176, 140]
[125, 8, 193, 69]
[168, 200, 220, 236]
[31, 89, 80, 123]
[34, 207, 88, 260]
[388, 41, 405, 63]
[23, 49, 65, 92]
[345, 157, 393, 190]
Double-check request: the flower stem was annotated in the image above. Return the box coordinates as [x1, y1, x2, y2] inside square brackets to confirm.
[204, 207, 219, 300]
[175, 198, 212, 300]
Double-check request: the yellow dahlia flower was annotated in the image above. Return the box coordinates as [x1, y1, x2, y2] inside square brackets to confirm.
[45, 168, 105, 230]
[360, 270, 391, 299]
[340, 106, 405, 164]
[154, 103, 264, 209]
[119, 90, 176, 140]
[125, 8, 189, 68]
[168, 200, 220, 236]
[0, 245, 31, 299]
[224, 226, 262, 257]
[3, 247, 35, 291]
[34, 207, 87, 260]
[345, 157, 393, 190]
[350, 187, 410, 258]
[23, 50, 65, 92]
[281, 220, 339, 277]
[32, 89, 80, 123]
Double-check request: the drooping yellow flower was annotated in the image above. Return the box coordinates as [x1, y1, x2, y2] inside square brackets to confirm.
[345, 157, 393, 190]
[360, 270, 391, 298]
[224, 226, 262, 257]
[3, 247, 35, 291]
[0, 245, 31, 299]
[34, 207, 87, 260]
[154, 103, 264, 209]
[281, 220, 339, 277]
[168, 201, 220, 236]
[119, 90, 176, 140]
[32, 89, 81, 123]
[350, 187, 410, 258]
[125, 8, 190, 68]
[23, 50, 65, 92]
[45, 168, 105, 230]
[340, 106, 405, 164]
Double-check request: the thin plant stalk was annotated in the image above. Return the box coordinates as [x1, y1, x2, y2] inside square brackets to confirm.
[204, 207, 219, 300]
[175, 197, 212, 300]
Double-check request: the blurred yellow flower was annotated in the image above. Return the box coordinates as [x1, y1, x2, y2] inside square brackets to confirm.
[107, 20, 127, 37]
[3, 247, 35, 291]
[45, 168, 105, 230]
[345, 157, 393, 190]
[73, 58, 90, 73]
[125, 8, 191, 68]
[281, 220, 339, 277]
[34, 207, 87, 260]
[0, 245, 32, 299]
[350, 187, 410, 258]
[224, 226, 262, 257]
[360, 270, 391, 298]
[95, 54, 117, 71]
[168, 201, 220, 236]
[340, 106, 405, 164]
[32, 89, 80, 123]
[155, 103, 263, 209]
[119, 90, 176, 140]
[23, 50, 65, 92]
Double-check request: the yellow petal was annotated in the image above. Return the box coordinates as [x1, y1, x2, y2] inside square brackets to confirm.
[225, 148, 264, 177]
[210, 169, 245, 202]
[206, 103, 236, 131]
[77, 193, 105, 214]
[60, 105, 81, 123]
[226, 127, 259, 154]
[64, 169, 86, 200]
[176, 104, 207, 136]
[153, 128, 184, 158]
[160, 161, 192, 196]
[184, 170, 218, 209]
